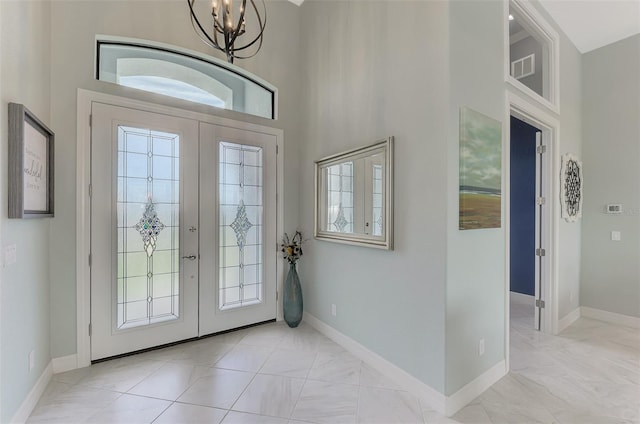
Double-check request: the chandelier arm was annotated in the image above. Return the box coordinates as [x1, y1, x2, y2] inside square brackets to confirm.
[191, 16, 222, 51]
[228, 0, 247, 46]
[188, 0, 220, 48]
[228, 23, 263, 59]
[229, 0, 266, 52]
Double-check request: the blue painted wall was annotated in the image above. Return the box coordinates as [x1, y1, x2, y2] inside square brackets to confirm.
[510, 116, 538, 296]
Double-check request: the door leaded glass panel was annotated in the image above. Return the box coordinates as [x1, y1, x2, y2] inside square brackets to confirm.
[326, 162, 354, 233]
[117, 126, 180, 329]
[219, 142, 264, 310]
[372, 164, 383, 236]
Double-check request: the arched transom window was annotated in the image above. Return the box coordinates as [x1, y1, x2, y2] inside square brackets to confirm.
[97, 39, 276, 119]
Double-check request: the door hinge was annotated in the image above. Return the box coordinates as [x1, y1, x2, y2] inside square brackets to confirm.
[89, 114, 92, 127]
[276, 145, 279, 154]
[88, 323, 92, 336]
[535, 299, 545, 308]
[276, 291, 279, 301]
[535, 248, 546, 257]
[536, 197, 546, 206]
[88, 253, 92, 266]
[536, 145, 547, 154]
[89, 184, 92, 198]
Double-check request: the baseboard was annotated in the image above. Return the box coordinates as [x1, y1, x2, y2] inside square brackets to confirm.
[581, 306, 640, 329]
[510, 291, 534, 305]
[10, 361, 53, 424]
[52, 354, 78, 374]
[303, 312, 447, 414]
[558, 307, 581, 333]
[444, 360, 506, 416]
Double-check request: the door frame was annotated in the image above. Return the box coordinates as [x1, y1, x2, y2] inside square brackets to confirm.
[76, 89, 284, 368]
[504, 90, 560, 371]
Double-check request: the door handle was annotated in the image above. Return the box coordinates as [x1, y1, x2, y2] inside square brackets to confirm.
[182, 255, 197, 260]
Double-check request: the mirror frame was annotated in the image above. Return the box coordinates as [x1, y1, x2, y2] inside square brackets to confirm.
[314, 137, 394, 250]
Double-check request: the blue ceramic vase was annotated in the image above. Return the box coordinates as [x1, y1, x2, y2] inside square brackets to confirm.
[283, 262, 303, 328]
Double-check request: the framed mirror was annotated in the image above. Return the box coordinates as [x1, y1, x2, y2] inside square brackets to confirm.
[314, 137, 393, 249]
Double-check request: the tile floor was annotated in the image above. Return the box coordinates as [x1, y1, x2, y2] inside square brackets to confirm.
[451, 301, 640, 424]
[27, 301, 639, 423]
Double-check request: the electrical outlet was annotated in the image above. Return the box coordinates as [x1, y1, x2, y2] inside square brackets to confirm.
[29, 350, 35, 371]
[331, 304, 337, 317]
[479, 338, 485, 356]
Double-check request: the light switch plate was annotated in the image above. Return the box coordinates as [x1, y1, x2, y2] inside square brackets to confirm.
[611, 231, 621, 241]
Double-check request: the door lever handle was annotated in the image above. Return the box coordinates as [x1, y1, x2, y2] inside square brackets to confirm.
[182, 255, 197, 260]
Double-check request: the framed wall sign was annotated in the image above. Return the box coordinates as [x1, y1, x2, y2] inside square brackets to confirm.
[8, 103, 55, 218]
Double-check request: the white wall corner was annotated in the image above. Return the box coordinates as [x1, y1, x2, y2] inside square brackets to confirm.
[10, 361, 53, 424]
[303, 312, 447, 414]
[557, 307, 581, 333]
[444, 360, 507, 417]
[52, 354, 78, 374]
[581, 307, 640, 329]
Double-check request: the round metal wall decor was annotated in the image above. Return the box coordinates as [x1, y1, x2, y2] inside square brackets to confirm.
[560, 154, 583, 222]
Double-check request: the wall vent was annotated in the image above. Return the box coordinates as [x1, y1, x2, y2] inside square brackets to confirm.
[511, 53, 535, 80]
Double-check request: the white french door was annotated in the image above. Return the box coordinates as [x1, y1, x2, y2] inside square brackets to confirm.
[534, 130, 544, 331]
[90, 103, 277, 360]
[198, 123, 277, 335]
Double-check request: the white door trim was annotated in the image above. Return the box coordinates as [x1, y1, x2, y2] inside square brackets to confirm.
[504, 90, 560, 372]
[76, 89, 284, 367]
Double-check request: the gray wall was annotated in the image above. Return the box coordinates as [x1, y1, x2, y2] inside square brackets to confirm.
[581, 35, 640, 318]
[49, 0, 303, 358]
[445, 0, 506, 396]
[0, 1, 52, 422]
[299, 0, 449, 392]
[510, 35, 543, 96]
[555, 18, 583, 320]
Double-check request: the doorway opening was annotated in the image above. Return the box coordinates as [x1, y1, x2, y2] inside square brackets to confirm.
[509, 115, 543, 332]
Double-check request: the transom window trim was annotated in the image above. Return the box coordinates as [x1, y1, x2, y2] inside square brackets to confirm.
[505, 0, 560, 113]
[95, 36, 277, 120]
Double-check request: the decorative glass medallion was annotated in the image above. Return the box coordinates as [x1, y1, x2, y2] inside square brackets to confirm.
[230, 200, 253, 250]
[333, 206, 348, 233]
[135, 200, 166, 257]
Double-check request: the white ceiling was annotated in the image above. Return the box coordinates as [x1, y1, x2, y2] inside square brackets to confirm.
[538, 0, 640, 53]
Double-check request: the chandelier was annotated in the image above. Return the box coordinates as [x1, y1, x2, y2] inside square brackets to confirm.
[188, 0, 267, 64]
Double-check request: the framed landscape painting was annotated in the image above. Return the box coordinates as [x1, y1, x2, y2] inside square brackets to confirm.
[459, 107, 502, 230]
